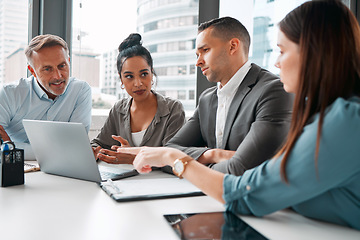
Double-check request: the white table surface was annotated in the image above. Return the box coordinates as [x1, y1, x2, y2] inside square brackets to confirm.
[0, 168, 359, 240]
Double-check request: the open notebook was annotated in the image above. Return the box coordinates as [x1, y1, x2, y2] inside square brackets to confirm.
[100, 171, 204, 202]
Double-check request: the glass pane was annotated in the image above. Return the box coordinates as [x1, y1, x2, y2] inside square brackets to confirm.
[72, 0, 137, 139]
[0, 0, 28, 86]
[138, 0, 199, 113]
[220, 0, 310, 75]
[73, 0, 199, 130]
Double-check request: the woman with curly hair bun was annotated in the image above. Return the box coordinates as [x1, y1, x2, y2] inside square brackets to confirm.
[91, 33, 185, 164]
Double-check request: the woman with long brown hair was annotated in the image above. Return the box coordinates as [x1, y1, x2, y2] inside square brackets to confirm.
[119, 0, 360, 230]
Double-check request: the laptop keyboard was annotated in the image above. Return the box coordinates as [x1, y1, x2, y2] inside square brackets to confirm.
[100, 171, 118, 180]
[98, 165, 138, 181]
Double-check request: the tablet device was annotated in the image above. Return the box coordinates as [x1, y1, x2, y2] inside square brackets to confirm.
[164, 211, 268, 240]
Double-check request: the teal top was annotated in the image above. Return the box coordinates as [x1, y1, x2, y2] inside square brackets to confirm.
[223, 97, 360, 230]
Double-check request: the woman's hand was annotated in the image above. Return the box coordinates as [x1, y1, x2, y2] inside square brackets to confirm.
[92, 146, 101, 160]
[110, 135, 130, 151]
[97, 135, 135, 164]
[118, 147, 186, 173]
[97, 148, 135, 164]
[119, 146, 225, 203]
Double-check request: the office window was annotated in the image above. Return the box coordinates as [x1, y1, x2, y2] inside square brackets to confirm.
[189, 64, 196, 75]
[1, 0, 28, 86]
[73, 0, 199, 114]
[138, 0, 182, 15]
[189, 89, 195, 100]
[148, 44, 157, 53]
[155, 67, 167, 76]
[178, 65, 187, 75]
[178, 90, 186, 100]
[138, 0, 199, 112]
[220, 0, 312, 75]
[157, 90, 166, 96]
[168, 66, 178, 75]
[70, 0, 356, 117]
[165, 90, 178, 99]
[148, 40, 195, 53]
[144, 21, 158, 32]
[72, 0, 137, 114]
[155, 65, 187, 76]
[144, 16, 197, 33]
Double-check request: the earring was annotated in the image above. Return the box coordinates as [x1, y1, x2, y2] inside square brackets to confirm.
[120, 83, 125, 89]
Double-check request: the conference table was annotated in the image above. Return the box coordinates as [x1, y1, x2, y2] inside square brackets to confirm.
[0, 163, 359, 240]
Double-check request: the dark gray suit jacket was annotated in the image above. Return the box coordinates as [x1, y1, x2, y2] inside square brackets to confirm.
[166, 63, 294, 175]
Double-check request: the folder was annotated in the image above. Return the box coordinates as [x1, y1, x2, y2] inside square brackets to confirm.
[99, 172, 204, 202]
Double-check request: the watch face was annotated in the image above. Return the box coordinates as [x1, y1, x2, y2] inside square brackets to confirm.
[174, 160, 184, 174]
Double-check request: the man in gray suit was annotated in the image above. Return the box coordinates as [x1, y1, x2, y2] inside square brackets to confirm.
[165, 17, 294, 175]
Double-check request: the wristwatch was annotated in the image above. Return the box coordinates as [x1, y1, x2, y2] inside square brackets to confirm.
[172, 156, 193, 179]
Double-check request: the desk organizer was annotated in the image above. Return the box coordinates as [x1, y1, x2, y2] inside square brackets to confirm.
[0, 148, 24, 187]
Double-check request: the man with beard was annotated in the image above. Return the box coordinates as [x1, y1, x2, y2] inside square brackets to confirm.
[164, 17, 294, 175]
[0, 34, 92, 160]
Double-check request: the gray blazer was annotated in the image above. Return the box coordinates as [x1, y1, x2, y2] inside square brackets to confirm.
[91, 91, 185, 149]
[166, 63, 294, 175]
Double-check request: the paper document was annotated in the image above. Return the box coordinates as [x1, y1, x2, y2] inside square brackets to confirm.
[100, 176, 204, 202]
[24, 162, 40, 173]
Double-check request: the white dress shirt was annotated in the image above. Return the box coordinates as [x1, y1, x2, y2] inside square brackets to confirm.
[216, 61, 251, 148]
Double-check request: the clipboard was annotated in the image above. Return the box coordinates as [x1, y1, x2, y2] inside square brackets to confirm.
[99, 176, 204, 202]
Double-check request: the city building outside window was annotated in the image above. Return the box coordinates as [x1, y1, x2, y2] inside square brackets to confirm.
[71, 0, 352, 121]
[0, 0, 354, 139]
[0, 0, 28, 87]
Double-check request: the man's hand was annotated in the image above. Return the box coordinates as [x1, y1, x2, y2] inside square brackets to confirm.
[198, 149, 235, 164]
[0, 125, 11, 142]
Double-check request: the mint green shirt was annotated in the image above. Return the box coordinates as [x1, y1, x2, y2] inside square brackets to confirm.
[223, 97, 360, 230]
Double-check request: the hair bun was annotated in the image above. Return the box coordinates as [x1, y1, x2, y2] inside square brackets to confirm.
[118, 33, 142, 52]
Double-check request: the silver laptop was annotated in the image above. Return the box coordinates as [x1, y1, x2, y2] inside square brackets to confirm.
[23, 119, 138, 182]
